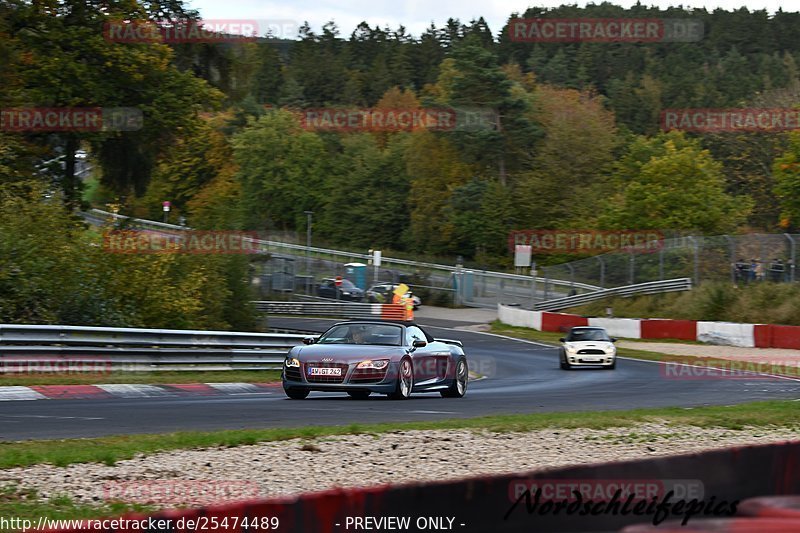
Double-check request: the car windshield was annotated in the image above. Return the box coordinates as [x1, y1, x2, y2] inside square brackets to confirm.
[316, 324, 403, 345]
[566, 329, 611, 342]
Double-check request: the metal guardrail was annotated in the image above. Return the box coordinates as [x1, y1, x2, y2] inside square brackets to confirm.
[0, 324, 306, 370]
[82, 209, 600, 291]
[253, 301, 406, 320]
[533, 278, 693, 311]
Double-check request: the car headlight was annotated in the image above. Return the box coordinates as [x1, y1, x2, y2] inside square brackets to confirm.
[285, 357, 300, 368]
[604, 343, 615, 351]
[565, 344, 578, 354]
[357, 359, 389, 370]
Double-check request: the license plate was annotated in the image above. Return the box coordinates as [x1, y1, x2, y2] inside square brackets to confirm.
[308, 367, 342, 376]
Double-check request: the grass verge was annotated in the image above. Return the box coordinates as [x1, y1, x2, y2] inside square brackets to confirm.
[0, 370, 281, 387]
[489, 321, 800, 378]
[1, 401, 799, 470]
[0, 484, 153, 525]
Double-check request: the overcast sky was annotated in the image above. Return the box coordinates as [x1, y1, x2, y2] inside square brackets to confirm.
[187, 0, 786, 38]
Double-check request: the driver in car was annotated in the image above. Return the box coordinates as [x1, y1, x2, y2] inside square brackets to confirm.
[350, 326, 368, 344]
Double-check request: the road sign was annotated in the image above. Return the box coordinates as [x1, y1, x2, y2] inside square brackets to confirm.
[335, 276, 343, 287]
[373, 250, 382, 267]
[514, 244, 532, 267]
[162, 201, 171, 212]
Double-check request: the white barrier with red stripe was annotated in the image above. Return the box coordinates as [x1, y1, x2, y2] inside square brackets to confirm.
[697, 321, 756, 347]
[497, 305, 542, 329]
[587, 317, 642, 339]
[497, 304, 800, 350]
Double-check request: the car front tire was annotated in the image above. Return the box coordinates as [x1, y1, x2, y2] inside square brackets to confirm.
[388, 357, 413, 400]
[284, 387, 309, 399]
[441, 357, 467, 398]
[559, 350, 571, 370]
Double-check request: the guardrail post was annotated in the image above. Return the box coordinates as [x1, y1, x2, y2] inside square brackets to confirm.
[628, 251, 635, 285]
[687, 236, 700, 285]
[567, 264, 575, 295]
[596, 256, 605, 288]
[543, 267, 550, 300]
[723, 235, 734, 284]
[785, 234, 797, 282]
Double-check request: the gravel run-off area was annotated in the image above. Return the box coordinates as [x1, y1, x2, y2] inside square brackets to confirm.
[2, 424, 799, 508]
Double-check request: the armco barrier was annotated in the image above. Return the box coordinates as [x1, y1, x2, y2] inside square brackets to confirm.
[540, 312, 588, 332]
[48, 440, 800, 532]
[0, 325, 305, 370]
[640, 318, 697, 341]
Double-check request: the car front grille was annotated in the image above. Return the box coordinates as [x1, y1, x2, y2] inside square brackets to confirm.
[284, 366, 302, 381]
[350, 368, 388, 383]
[304, 362, 348, 383]
[577, 349, 605, 355]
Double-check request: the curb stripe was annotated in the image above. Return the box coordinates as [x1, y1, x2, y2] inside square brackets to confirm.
[0, 382, 283, 402]
[0, 386, 48, 401]
[29, 385, 112, 400]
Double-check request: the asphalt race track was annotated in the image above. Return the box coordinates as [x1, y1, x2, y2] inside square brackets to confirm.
[1, 317, 798, 441]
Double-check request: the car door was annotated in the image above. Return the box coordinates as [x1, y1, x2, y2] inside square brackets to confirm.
[405, 325, 442, 385]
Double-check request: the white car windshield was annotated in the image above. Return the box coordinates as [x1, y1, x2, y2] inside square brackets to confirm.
[566, 329, 611, 342]
[317, 324, 403, 345]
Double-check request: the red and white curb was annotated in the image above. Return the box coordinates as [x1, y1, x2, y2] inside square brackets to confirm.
[0, 382, 280, 402]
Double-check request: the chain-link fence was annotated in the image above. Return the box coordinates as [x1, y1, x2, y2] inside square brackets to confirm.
[541, 234, 799, 289]
[85, 211, 798, 309]
[252, 250, 596, 309]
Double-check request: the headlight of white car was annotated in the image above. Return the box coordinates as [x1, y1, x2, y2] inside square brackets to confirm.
[565, 343, 578, 353]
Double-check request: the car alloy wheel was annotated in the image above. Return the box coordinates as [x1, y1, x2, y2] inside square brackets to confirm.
[389, 357, 413, 400]
[441, 357, 467, 398]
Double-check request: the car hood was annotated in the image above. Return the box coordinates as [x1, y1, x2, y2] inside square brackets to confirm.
[293, 343, 406, 363]
[564, 341, 614, 349]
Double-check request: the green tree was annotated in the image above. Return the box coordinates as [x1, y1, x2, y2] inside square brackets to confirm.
[232, 110, 327, 230]
[601, 136, 752, 233]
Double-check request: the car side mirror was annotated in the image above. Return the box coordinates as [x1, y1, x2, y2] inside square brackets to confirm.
[412, 339, 427, 348]
[559, 337, 565, 343]
[610, 338, 617, 343]
[302, 336, 317, 345]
